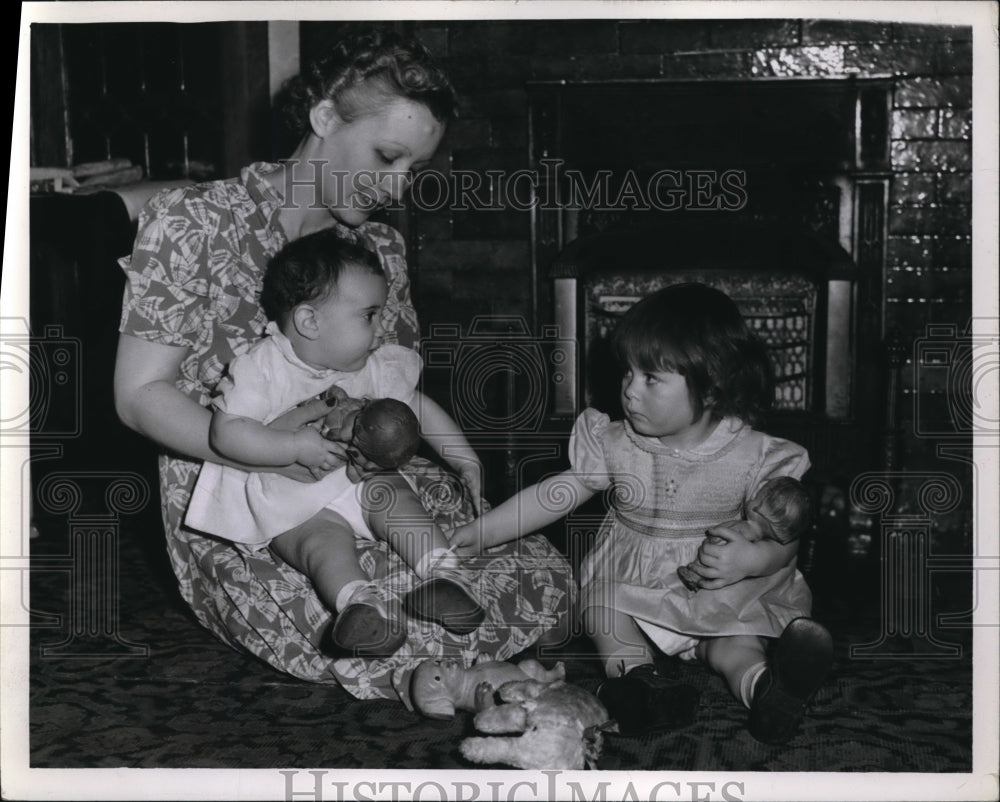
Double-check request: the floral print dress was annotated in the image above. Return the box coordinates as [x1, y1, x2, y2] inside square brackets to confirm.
[118, 162, 573, 701]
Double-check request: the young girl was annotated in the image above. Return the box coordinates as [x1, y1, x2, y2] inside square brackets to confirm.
[451, 283, 833, 744]
[186, 230, 485, 656]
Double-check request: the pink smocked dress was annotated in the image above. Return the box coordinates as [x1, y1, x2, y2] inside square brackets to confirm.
[573, 408, 813, 656]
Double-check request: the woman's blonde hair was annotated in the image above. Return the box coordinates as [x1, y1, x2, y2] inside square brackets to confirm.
[283, 27, 457, 137]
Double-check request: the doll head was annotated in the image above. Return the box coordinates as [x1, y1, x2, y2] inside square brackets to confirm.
[748, 476, 812, 544]
[410, 658, 467, 720]
[352, 398, 420, 468]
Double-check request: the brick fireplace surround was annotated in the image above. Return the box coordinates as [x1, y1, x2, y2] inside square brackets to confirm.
[383, 18, 974, 544]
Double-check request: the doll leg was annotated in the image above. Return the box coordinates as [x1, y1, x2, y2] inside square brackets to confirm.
[362, 473, 485, 635]
[270, 508, 405, 657]
[699, 618, 833, 745]
[586, 606, 700, 735]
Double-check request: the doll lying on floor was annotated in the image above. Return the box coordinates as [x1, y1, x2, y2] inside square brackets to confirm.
[410, 656, 616, 770]
[677, 476, 812, 591]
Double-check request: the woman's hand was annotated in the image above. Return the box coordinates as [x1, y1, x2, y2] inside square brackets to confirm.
[454, 461, 485, 516]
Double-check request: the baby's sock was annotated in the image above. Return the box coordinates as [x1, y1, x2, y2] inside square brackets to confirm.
[739, 661, 768, 709]
[414, 547, 459, 581]
[335, 579, 377, 613]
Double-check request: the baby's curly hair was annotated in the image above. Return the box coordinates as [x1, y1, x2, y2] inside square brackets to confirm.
[259, 229, 383, 329]
[612, 283, 774, 427]
[282, 27, 457, 138]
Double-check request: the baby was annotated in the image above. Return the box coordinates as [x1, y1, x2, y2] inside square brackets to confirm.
[185, 230, 485, 657]
[678, 476, 812, 591]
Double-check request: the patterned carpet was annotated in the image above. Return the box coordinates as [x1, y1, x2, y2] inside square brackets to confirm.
[26, 509, 974, 773]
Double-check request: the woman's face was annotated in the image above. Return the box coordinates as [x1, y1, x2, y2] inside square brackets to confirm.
[314, 96, 445, 227]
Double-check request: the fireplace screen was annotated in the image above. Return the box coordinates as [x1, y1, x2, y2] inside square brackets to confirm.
[550, 222, 858, 425]
[585, 271, 816, 412]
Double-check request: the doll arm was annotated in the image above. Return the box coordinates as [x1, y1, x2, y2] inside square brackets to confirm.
[451, 471, 596, 554]
[692, 523, 799, 590]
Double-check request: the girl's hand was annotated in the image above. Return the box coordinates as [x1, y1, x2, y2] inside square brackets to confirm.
[449, 520, 486, 556]
[691, 523, 758, 589]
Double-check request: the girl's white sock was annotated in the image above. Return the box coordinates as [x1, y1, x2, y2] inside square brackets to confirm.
[603, 648, 653, 679]
[739, 661, 768, 708]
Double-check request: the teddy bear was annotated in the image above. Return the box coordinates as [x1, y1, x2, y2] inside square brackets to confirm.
[321, 385, 420, 469]
[459, 676, 617, 770]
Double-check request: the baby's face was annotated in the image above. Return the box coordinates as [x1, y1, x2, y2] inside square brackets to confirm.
[311, 267, 387, 371]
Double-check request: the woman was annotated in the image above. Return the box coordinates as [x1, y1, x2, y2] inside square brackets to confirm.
[113, 28, 573, 702]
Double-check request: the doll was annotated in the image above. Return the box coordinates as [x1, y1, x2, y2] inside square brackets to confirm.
[678, 476, 812, 591]
[410, 655, 566, 720]
[322, 385, 421, 469]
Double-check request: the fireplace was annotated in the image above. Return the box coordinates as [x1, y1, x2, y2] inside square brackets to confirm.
[529, 78, 892, 482]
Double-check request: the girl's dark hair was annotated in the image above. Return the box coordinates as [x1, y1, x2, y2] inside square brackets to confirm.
[259, 229, 383, 328]
[612, 283, 774, 426]
[283, 28, 457, 138]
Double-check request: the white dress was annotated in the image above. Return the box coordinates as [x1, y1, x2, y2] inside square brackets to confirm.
[185, 322, 422, 547]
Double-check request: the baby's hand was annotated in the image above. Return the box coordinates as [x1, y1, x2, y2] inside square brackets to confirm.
[293, 427, 343, 473]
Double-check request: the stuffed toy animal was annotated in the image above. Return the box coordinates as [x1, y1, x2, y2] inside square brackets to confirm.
[459, 677, 617, 770]
[322, 386, 420, 469]
[410, 655, 566, 720]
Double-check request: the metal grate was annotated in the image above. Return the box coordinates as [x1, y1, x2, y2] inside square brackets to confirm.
[584, 272, 817, 412]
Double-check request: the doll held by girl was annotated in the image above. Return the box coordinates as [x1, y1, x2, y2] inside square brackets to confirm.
[186, 231, 485, 657]
[678, 476, 812, 591]
[451, 283, 833, 744]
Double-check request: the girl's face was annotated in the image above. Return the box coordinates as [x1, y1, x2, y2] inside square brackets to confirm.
[314, 96, 444, 227]
[620, 365, 713, 448]
[309, 267, 388, 372]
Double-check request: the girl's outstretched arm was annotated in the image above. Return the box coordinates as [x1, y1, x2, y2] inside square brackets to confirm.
[692, 523, 800, 590]
[450, 471, 596, 554]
